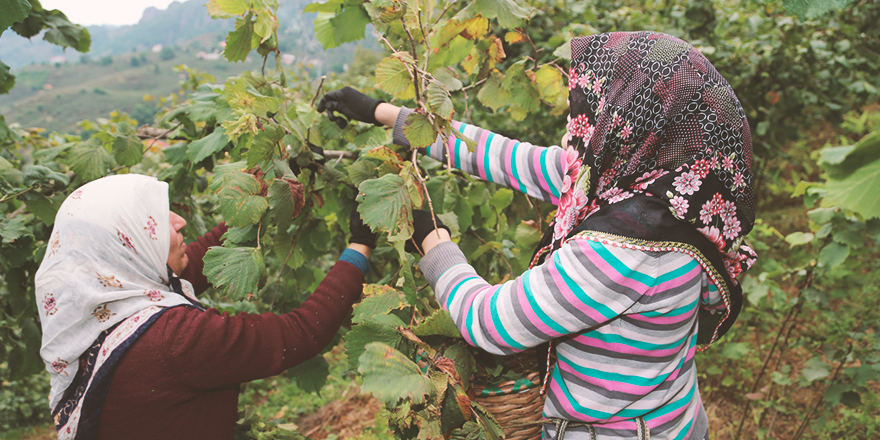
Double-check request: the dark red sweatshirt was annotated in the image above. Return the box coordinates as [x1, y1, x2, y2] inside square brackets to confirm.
[95, 224, 364, 439]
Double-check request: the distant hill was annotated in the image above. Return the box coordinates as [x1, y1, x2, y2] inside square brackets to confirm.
[0, 0, 379, 133]
[0, 0, 374, 69]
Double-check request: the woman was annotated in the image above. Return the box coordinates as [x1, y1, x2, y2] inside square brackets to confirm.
[321, 32, 756, 439]
[36, 173, 375, 439]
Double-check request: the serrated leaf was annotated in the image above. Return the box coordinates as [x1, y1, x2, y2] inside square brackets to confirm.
[818, 242, 849, 268]
[221, 225, 258, 244]
[347, 160, 378, 187]
[225, 15, 255, 62]
[187, 129, 230, 164]
[488, 188, 514, 211]
[478, 70, 510, 112]
[217, 172, 269, 227]
[502, 61, 540, 116]
[352, 286, 407, 324]
[0, 59, 15, 95]
[376, 56, 413, 98]
[42, 15, 90, 53]
[206, 0, 249, 18]
[0, 0, 31, 32]
[287, 354, 330, 394]
[313, 12, 338, 49]
[329, 5, 370, 45]
[433, 67, 463, 92]
[357, 173, 414, 237]
[802, 357, 832, 382]
[427, 80, 455, 120]
[442, 344, 475, 388]
[474, 0, 528, 28]
[440, 385, 471, 433]
[25, 194, 60, 226]
[535, 64, 568, 108]
[403, 113, 438, 149]
[112, 135, 143, 167]
[267, 178, 305, 225]
[247, 125, 284, 168]
[358, 342, 435, 405]
[427, 35, 474, 71]
[0, 215, 31, 243]
[67, 139, 113, 182]
[344, 314, 406, 370]
[202, 246, 267, 299]
[413, 309, 462, 338]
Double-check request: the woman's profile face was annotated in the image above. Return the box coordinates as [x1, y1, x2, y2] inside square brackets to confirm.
[167, 212, 189, 274]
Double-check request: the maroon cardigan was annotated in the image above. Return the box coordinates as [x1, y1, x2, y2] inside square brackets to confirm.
[95, 224, 365, 439]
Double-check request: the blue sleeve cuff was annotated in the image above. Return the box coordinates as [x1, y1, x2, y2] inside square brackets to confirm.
[339, 248, 370, 275]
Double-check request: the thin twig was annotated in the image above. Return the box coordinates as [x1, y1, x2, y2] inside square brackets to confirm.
[261, 54, 268, 77]
[521, 20, 541, 70]
[323, 150, 358, 160]
[412, 150, 440, 253]
[460, 78, 489, 93]
[734, 269, 813, 440]
[0, 188, 34, 203]
[310, 76, 327, 106]
[470, 229, 514, 277]
[791, 343, 853, 440]
[431, 0, 455, 28]
[524, 194, 542, 230]
[400, 17, 422, 104]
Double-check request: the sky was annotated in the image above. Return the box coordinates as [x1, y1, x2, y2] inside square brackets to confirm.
[40, 0, 180, 26]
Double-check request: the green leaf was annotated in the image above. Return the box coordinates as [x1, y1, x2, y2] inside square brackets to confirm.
[818, 242, 849, 268]
[0, 0, 32, 32]
[470, 401, 505, 440]
[217, 172, 269, 227]
[352, 285, 408, 324]
[42, 15, 90, 53]
[820, 129, 880, 179]
[206, 0, 249, 18]
[412, 309, 462, 338]
[376, 56, 413, 98]
[833, 229, 863, 248]
[112, 135, 143, 167]
[187, 130, 230, 163]
[0, 59, 16, 95]
[720, 342, 750, 360]
[741, 275, 770, 305]
[403, 112, 438, 150]
[553, 39, 572, 60]
[358, 342, 435, 405]
[427, 35, 474, 71]
[426, 80, 454, 120]
[347, 160, 378, 187]
[267, 178, 305, 225]
[433, 67, 463, 92]
[442, 344, 475, 388]
[502, 60, 540, 120]
[357, 173, 414, 237]
[202, 246, 267, 299]
[802, 357, 832, 382]
[304, 0, 342, 13]
[477, 70, 510, 112]
[221, 225, 257, 244]
[489, 188, 514, 211]
[822, 157, 880, 219]
[247, 125, 284, 168]
[67, 139, 113, 182]
[329, 5, 370, 45]
[313, 12, 338, 50]
[287, 354, 330, 394]
[784, 231, 814, 247]
[344, 314, 406, 370]
[224, 15, 255, 62]
[25, 194, 60, 225]
[474, 0, 528, 28]
[440, 385, 470, 433]
[782, 0, 856, 20]
[0, 215, 31, 243]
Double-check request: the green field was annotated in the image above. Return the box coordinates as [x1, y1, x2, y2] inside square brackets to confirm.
[0, 51, 264, 133]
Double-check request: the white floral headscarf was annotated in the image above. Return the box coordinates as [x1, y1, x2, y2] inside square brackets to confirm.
[36, 174, 195, 410]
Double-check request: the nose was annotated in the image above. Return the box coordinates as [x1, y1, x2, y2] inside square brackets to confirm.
[170, 212, 187, 231]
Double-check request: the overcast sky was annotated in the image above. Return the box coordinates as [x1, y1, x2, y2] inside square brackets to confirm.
[41, 0, 180, 26]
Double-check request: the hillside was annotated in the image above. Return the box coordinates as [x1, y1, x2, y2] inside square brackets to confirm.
[0, 0, 379, 133]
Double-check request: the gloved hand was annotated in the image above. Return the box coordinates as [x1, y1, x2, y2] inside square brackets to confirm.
[350, 205, 379, 249]
[317, 87, 385, 129]
[288, 142, 325, 175]
[405, 210, 450, 253]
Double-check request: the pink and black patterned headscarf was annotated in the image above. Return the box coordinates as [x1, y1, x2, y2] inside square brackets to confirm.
[546, 31, 758, 346]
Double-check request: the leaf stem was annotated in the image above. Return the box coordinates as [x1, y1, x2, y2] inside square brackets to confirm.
[0, 187, 33, 203]
[261, 54, 268, 77]
[411, 150, 440, 247]
[469, 229, 513, 277]
[310, 75, 327, 106]
[399, 17, 422, 104]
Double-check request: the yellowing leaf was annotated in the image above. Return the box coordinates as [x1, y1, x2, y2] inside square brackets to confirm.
[463, 16, 489, 39]
[504, 31, 524, 44]
[535, 64, 568, 108]
[206, 0, 249, 18]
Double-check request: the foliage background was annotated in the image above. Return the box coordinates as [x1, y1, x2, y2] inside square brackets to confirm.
[1, 0, 879, 439]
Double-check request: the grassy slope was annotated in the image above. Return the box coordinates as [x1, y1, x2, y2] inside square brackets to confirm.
[0, 51, 263, 133]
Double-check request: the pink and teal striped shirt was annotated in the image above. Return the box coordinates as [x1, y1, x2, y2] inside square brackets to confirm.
[395, 108, 720, 440]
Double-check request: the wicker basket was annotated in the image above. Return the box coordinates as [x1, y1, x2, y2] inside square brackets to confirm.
[473, 371, 545, 440]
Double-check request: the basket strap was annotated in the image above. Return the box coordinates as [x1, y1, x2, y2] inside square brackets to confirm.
[536, 417, 649, 440]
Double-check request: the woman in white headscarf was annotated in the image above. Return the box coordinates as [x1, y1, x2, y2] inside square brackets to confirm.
[36, 174, 373, 439]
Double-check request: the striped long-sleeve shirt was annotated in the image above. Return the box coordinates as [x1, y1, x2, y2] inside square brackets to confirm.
[394, 109, 716, 440]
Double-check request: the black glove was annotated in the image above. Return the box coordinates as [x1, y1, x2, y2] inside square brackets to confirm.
[350, 206, 379, 249]
[405, 210, 450, 253]
[317, 87, 385, 129]
[288, 142, 325, 175]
